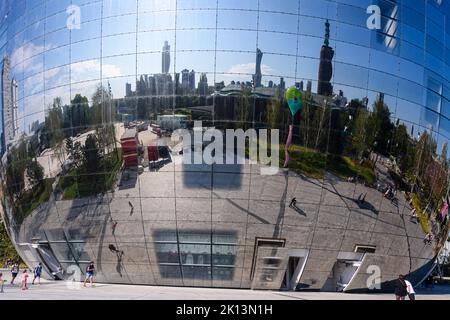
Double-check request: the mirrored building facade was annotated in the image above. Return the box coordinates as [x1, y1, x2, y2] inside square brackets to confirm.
[0, 0, 449, 292]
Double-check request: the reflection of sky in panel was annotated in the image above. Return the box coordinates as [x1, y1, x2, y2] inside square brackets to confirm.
[297, 57, 319, 81]
[177, 9, 216, 29]
[137, 52, 165, 75]
[217, 30, 256, 52]
[103, 0, 137, 17]
[45, 85, 71, 107]
[258, 32, 297, 55]
[176, 30, 215, 51]
[396, 99, 421, 126]
[105, 76, 135, 99]
[3, 0, 450, 128]
[175, 51, 215, 74]
[102, 33, 136, 57]
[138, 30, 175, 53]
[102, 14, 137, 36]
[71, 20, 101, 43]
[138, 11, 175, 32]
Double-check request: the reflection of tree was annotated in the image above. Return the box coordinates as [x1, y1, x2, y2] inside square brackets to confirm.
[83, 134, 101, 176]
[26, 160, 44, 189]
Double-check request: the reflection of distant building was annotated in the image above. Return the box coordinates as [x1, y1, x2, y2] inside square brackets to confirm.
[181, 69, 196, 92]
[198, 73, 208, 96]
[157, 114, 188, 130]
[189, 70, 195, 92]
[279, 77, 285, 91]
[253, 48, 263, 88]
[162, 41, 171, 74]
[296, 81, 303, 91]
[125, 83, 132, 97]
[317, 20, 334, 96]
[2, 56, 19, 151]
[306, 80, 312, 93]
[268, 80, 273, 88]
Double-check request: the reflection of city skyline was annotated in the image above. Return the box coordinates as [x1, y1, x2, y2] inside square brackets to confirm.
[0, 0, 449, 294]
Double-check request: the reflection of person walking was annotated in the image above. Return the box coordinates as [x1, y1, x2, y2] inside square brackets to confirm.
[395, 275, 408, 300]
[0, 273, 5, 293]
[83, 261, 95, 288]
[21, 270, 29, 290]
[289, 198, 297, 208]
[405, 279, 415, 300]
[10, 263, 19, 285]
[32, 263, 43, 285]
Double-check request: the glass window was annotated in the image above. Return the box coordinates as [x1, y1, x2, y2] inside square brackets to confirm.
[216, 30, 256, 52]
[258, 32, 297, 55]
[71, 38, 101, 63]
[139, 0, 176, 12]
[333, 62, 368, 89]
[218, 0, 257, 11]
[217, 10, 257, 30]
[176, 29, 215, 51]
[103, 0, 137, 17]
[137, 31, 174, 53]
[138, 11, 175, 32]
[176, 9, 216, 29]
[259, 12, 298, 33]
[71, 20, 101, 43]
[177, 0, 217, 10]
[102, 14, 137, 36]
[44, 45, 70, 70]
[102, 33, 136, 57]
[368, 70, 398, 96]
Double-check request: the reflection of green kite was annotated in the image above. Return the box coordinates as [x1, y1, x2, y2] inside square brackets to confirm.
[285, 87, 303, 116]
[284, 86, 304, 168]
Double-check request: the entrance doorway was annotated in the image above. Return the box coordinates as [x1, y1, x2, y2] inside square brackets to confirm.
[36, 244, 64, 280]
[281, 249, 309, 291]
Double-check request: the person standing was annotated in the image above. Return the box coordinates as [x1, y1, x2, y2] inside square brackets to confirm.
[405, 278, 416, 300]
[21, 270, 29, 290]
[394, 274, 408, 300]
[10, 263, 19, 285]
[83, 261, 95, 287]
[32, 263, 43, 285]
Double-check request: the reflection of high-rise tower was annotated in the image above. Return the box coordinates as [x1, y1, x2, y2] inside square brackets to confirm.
[198, 73, 208, 96]
[2, 56, 18, 150]
[162, 41, 170, 74]
[181, 69, 190, 90]
[189, 70, 195, 92]
[317, 20, 334, 96]
[253, 48, 263, 88]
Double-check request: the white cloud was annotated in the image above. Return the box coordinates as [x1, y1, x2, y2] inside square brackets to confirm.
[227, 63, 274, 75]
[70, 59, 122, 82]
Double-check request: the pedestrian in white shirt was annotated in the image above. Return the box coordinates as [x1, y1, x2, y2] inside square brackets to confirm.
[405, 279, 415, 300]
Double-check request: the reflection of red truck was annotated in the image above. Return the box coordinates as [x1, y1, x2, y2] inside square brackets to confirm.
[121, 129, 139, 167]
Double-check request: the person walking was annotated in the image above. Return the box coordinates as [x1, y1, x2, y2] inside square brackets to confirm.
[83, 261, 95, 287]
[32, 263, 43, 285]
[405, 278, 415, 300]
[21, 270, 29, 290]
[394, 274, 408, 300]
[10, 263, 19, 285]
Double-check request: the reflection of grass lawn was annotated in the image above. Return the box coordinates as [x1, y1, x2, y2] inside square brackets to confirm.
[411, 193, 430, 234]
[280, 144, 376, 185]
[16, 179, 54, 225]
[57, 151, 123, 200]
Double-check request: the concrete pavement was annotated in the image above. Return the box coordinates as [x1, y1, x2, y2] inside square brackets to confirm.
[0, 277, 448, 300]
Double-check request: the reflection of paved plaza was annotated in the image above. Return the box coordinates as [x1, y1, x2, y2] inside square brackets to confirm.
[18, 153, 436, 291]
